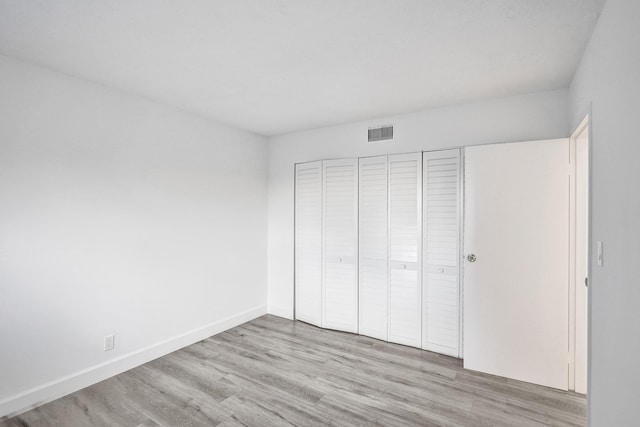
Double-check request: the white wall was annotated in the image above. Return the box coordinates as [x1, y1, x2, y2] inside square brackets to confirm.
[268, 89, 569, 317]
[569, 0, 640, 425]
[0, 55, 268, 417]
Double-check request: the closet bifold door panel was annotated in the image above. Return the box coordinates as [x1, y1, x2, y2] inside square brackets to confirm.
[358, 156, 389, 341]
[388, 153, 422, 347]
[322, 159, 358, 333]
[422, 149, 462, 357]
[294, 161, 323, 327]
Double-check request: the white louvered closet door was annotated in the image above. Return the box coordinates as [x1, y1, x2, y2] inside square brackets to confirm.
[322, 159, 358, 333]
[294, 161, 323, 327]
[388, 153, 422, 347]
[422, 149, 462, 357]
[358, 156, 388, 341]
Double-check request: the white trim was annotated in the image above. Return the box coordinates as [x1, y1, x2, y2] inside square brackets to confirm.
[569, 136, 576, 390]
[569, 114, 590, 394]
[0, 304, 267, 420]
[459, 148, 466, 359]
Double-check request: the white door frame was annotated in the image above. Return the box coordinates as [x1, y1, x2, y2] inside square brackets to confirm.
[569, 114, 590, 393]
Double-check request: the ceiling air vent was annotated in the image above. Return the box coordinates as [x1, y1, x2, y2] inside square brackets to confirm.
[368, 125, 393, 143]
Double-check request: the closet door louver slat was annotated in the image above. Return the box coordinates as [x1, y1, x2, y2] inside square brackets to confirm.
[358, 156, 388, 341]
[422, 149, 462, 357]
[322, 159, 358, 333]
[294, 161, 323, 326]
[296, 150, 460, 356]
[388, 153, 422, 348]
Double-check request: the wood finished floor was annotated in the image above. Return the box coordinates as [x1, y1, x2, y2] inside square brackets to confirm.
[1, 315, 586, 427]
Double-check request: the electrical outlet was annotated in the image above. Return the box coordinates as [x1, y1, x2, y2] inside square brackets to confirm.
[104, 334, 115, 352]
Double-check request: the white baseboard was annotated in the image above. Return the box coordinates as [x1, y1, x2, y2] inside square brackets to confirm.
[267, 304, 293, 319]
[0, 304, 267, 420]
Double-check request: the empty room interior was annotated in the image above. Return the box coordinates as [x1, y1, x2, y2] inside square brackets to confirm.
[0, 0, 639, 426]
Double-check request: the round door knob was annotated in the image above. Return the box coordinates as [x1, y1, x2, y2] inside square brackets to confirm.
[467, 254, 477, 263]
[338, 257, 342, 263]
[402, 264, 407, 269]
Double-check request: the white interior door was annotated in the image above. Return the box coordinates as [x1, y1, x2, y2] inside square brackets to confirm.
[463, 139, 569, 390]
[422, 149, 462, 357]
[322, 158, 358, 333]
[388, 153, 422, 347]
[359, 156, 388, 341]
[294, 161, 323, 326]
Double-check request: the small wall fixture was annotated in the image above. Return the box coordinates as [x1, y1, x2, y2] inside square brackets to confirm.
[368, 125, 393, 142]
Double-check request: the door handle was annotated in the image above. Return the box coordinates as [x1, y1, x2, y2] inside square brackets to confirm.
[466, 254, 477, 263]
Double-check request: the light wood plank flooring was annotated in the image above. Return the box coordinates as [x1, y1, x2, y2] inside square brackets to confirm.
[1, 315, 586, 426]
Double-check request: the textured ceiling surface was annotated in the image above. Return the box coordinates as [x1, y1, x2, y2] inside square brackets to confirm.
[0, 0, 605, 136]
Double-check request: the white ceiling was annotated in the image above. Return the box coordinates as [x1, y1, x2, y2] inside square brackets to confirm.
[0, 0, 605, 136]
